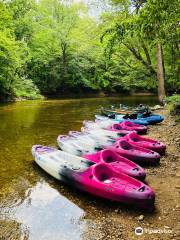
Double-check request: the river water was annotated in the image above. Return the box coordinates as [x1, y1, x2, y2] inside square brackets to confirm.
[0, 96, 158, 240]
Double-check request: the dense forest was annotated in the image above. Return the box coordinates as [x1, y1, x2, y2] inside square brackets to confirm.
[0, 0, 179, 103]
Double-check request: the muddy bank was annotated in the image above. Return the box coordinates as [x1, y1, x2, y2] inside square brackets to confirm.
[0, 107, 179, 240]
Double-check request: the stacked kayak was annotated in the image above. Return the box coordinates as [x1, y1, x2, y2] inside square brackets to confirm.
[100, 104, 152, 116]
[32, 145, 155, 208]
[31, 104, 166, 209]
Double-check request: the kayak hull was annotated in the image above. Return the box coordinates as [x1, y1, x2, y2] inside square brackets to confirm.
[58, 134, 160, 165]
[58, 135, 146, 179]
[119, 121, 148, 134]
[83, 149, 146, 180]
[95, 115, 149, 125]
[95, 114, 164, 125]
[83, 120, 136, 136]
[125, 132, 166, 155]
[32, 145, 155, 209]
[108, 140, 161, 165]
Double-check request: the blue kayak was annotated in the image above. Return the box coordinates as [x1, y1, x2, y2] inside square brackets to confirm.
[95, 114, 164, 125]
[137, 114, 164, 124]
[95, 115, 149, 125]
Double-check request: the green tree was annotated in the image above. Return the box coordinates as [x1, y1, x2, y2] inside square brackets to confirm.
[0, 2, 20, 99]
[101, 0, 179, 102]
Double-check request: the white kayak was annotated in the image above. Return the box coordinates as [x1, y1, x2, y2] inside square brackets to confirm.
[69, 131, 115, 146]
[83, 120, 111, 129]
[81, 127, 122, 139]
[32, 145, 94, 180]
[57, 135, 101, 156]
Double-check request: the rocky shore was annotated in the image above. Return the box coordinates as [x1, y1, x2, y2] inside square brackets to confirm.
[83, 109, 180, 240]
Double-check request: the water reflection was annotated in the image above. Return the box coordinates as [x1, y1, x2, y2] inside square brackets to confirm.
[1, 181, 86, 240]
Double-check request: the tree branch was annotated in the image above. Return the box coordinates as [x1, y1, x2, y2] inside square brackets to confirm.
[123, 42, 156, 75]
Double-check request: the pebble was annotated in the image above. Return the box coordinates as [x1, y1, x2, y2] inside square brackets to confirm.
[137, 215, 144, 221]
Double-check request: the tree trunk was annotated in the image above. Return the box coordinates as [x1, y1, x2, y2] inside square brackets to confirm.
[157, 42, 166, 105]
[61, 41, 68, 87]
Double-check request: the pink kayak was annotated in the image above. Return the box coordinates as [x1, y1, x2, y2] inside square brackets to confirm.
[58, 133, 160, 165]
[83, 149, 146, 180]
[83, 120, 136, 136]
[108, 139, 161, 165]
[118, 121, 148, 134]
[106, 124, 137, 135]
[125, 132, 166, 155]
[32, 145, 155, 209]
[58, 134, 145, 179]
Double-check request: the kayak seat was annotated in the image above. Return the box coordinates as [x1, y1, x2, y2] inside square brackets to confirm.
[118, 141, 134, 150]
[113, 124, 122, 130]
[93, 164, 114, 182]
[132, 138, 140, 142]
[101, 150, 117, 163]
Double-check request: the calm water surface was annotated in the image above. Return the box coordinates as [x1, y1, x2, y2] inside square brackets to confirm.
[0, 96, 158, 239]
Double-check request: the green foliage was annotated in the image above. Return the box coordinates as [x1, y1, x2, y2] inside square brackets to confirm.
[12, 77, 43, 99]
[101, 0, 179, 93]
[166, 95, 180, 115]
[0, 30, 19, 98]
[0, 0, 179, 101]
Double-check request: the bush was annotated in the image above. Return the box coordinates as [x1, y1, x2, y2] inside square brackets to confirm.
[12, 77, 43, 100]
[166, 95, 180, 115]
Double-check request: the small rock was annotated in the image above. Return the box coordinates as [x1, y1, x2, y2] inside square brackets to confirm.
[138, 215, 144, 221]
[164, 225, 171, 229]
[158, 217, 162, 220]
[175, 186, 180, 189]
[115, 209, 118, 213]
[163, 211, 168, 215]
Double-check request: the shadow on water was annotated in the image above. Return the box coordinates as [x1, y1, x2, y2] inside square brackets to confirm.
[0, 96, 158, 239]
